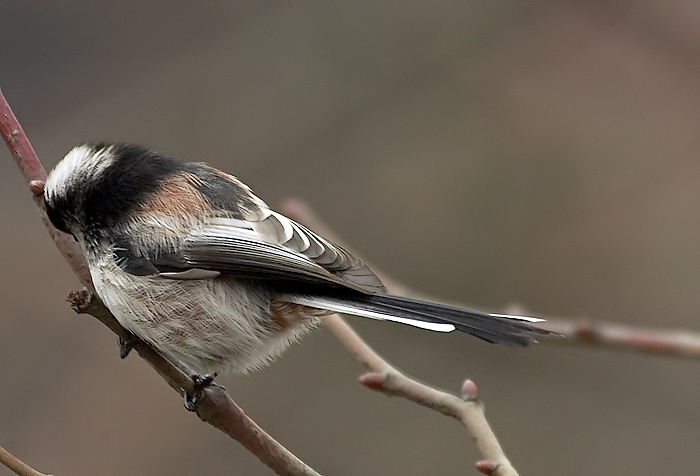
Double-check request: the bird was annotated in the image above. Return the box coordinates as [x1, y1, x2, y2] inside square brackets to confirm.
[43, 143, 548, 381]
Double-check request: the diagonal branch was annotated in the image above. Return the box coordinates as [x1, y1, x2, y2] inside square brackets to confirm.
[1, 89, 321, 476]
[0, 90, 92, 289]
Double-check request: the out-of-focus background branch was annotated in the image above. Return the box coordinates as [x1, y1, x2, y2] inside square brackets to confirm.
[2, 2, 700, 475]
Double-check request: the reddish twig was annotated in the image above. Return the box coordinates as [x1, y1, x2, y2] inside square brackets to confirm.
[0, 89, 93, 289]
[1, 89, 321, 476]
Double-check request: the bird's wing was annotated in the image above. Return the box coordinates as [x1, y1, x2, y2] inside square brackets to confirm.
[120, 163, 386, 295]
[168, 217, 386, 294]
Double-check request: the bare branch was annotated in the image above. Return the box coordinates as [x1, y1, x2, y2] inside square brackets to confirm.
[1, 90, 321, 476]
[532, 315, 700, 359]
[0, 444, 52, 476]
[0, 94, 46, 185]
[195, 386, 321, 476]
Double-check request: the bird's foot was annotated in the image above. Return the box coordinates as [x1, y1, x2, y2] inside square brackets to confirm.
[183, 373, 218, 411]
[117, 334, 135, 359]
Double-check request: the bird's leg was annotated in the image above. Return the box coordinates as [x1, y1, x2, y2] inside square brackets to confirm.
[115, 327, 216, 412]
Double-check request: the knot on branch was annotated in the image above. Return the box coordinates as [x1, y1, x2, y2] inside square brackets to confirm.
[461, 379, 479, 401]
[573, 318, 599, 342]
[29, 179, 45, 196]
[359, 372, 388, 391]
[67, 288, 97, 314]
[476, 459, 500, 475]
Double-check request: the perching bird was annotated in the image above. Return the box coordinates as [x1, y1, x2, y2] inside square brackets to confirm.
[43, 143, 547, 378]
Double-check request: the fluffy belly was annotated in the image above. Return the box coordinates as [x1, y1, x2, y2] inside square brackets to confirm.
[91, 261, 318, 374]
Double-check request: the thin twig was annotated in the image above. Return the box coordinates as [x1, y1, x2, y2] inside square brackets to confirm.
[1, 89, 321, 476]
[533, 316, 700, 359]
[0, 444, 52, 476]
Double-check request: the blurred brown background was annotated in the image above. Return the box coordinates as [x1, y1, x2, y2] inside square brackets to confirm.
[2, 1, 700, 475]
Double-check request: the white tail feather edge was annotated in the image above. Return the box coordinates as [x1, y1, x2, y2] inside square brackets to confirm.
[283, 295, 456, 332]
[489, 313, 545, 323]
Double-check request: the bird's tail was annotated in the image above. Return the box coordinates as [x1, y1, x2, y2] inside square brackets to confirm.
[284, 293, 550, 347]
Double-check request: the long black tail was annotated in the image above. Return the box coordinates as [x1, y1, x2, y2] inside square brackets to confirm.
[285, 293, 550, 348]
